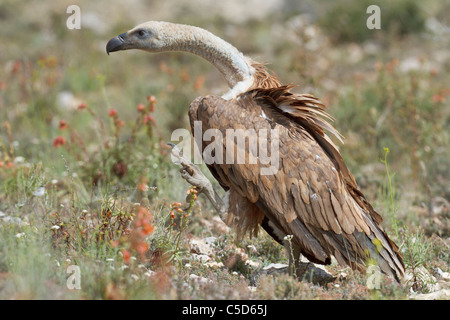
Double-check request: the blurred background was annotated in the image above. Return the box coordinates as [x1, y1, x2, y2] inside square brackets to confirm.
[0, 0, 448, 299]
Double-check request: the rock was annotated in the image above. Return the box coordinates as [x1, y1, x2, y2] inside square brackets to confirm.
[297, 262, 336, 285]
[233, 247, 248, 262]
[409, 289, 450, 300]
[200, 217, 230, 234]
[223, 246, 248, 268]
[405, 266, 439, 293]
[211, 216, 230, 234]
[260, 262, 335, 285]
[263, 263, 289, 273]
[203, 236, 218, 246]
[434, 268, 450, 291]
[434, 268, 450, 281]
[191, 254, 211, 263]
[406, 266, 450, 300]
[189, 238, 214, 256]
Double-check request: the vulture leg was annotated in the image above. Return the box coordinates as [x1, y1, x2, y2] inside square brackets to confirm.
[169, 144, 227, 221]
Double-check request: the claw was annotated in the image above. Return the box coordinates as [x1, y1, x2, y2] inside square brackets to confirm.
[168, 141, 226, 218]
[168, 142, 196, 175]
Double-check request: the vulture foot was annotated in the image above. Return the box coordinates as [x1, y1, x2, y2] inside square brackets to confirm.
[169, 143, 227, 221]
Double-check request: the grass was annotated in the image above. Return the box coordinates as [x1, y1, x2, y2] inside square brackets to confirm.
[0, 0, 449, 300]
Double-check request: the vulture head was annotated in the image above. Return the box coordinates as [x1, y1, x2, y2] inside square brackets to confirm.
[106, 21, 171, 54]
[106, 21, 254, 90]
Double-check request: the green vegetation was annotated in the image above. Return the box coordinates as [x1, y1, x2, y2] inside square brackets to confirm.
[317, 0, 427, 43]
[0, 0, 448, 299]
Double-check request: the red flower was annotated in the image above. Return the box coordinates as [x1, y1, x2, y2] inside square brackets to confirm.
[143, 115, 155, 125]
[122, 249, 131, 263]
[108, 108, 118, 118]
[53, 136, 66, 147]
[59, 120, 67, 130]
[136, 241, 149, 255]
[137, 103, 145, 112]
[138, 183, 148, 191]
[141, 221, 154, 236]
[77, 103, 86, 110]
[116, 119, 125, 128]
[432, 93, 445, 104]
[147, 95, 157, 103]
[147, 95, 157, 112]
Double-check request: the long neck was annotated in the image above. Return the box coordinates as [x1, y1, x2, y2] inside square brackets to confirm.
[158, 23, 253, 88]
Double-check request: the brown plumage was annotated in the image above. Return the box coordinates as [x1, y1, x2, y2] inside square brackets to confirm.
[106, 21, 405, 282]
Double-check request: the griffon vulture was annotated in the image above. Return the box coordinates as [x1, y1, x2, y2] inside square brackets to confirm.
[106, 21, 404, 282]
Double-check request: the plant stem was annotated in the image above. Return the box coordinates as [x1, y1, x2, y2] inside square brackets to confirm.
[381, 147, 399, 238]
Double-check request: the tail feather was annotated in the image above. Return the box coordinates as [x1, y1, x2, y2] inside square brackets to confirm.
[363, 213, 405, 282]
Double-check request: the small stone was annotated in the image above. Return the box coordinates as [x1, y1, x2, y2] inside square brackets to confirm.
[189, 238, 214, 255]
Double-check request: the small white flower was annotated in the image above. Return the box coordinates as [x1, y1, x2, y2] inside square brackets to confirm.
[245, 260, 261, 268]
[144, 270, 156, 277]
[14, 156, 24, 163]
[283, 235, 293, 241]
[51, 179, 58, 184]
[15, 232, 25, 238]
[51, 225, 60, 230]
[32, 187, 46, 197]
[130, 274, 139, 281]
[106, 258, 114, 262]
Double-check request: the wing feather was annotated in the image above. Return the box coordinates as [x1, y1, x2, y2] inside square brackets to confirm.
[188, 88, 404, 280]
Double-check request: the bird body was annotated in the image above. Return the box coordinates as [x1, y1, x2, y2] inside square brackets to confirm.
[106, 21, 405, 282]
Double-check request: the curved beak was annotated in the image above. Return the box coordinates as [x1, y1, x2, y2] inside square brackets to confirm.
[106, 32, 128, 55]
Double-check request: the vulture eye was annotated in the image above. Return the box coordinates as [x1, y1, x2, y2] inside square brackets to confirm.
[137, 30, 147, 37]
